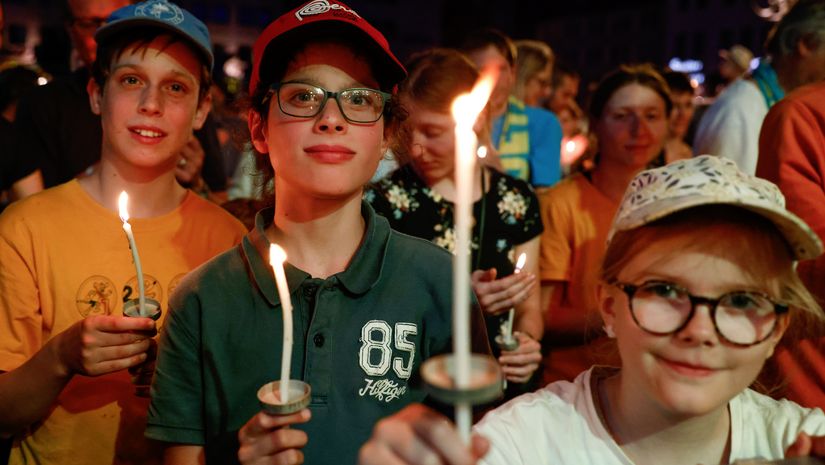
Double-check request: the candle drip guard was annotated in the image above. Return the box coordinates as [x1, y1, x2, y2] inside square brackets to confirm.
[257, 380, 312, 415]
[421, 353, 502, 405]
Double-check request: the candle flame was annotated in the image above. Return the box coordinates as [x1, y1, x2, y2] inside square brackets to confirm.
[269, 244, 287, 265]
[451, 66, 499, 130]
[515, 253, 527, 272]
[118, 191, 130, 223]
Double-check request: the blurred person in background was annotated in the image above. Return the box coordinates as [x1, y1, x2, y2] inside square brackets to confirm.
[662, 70, 695, 164]
[546, 59, 580, 116]
[539, 64, 671, 385]
[462, 29, 561, 188]
[717, 44, 754, 91]
[694, 0, 825, 175]
[758, 77, 825, 409]
[0, 65, 47, 210]
[513, 39, 554, 107]
[556, 100, 591, 175]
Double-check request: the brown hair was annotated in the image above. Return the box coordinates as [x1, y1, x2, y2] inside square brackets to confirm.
[390, 48, 480, 165]
[92, 27, 212, 103]
[459, 28, 517, 68]
[588, 63, 672, 122]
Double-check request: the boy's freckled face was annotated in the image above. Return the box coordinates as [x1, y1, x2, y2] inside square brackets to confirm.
[253, 42, 387, 200]
[95, 36, 209, 173]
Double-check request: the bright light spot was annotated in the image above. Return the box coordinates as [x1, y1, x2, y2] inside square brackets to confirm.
[269, 244, 287, 265]
[37, 77, 48, 86]
[223, 57, 246, 80]
[477, 145, 488, 158]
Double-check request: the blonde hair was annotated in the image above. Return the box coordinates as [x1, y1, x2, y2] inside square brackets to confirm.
[513, 40, 554, 102]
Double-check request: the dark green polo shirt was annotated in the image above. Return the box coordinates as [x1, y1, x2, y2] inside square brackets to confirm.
[146, 202, 490, 464]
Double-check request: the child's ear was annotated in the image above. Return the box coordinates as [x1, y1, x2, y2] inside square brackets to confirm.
[764, 313, 791, 359]
[191, 93, 212, 130]
[248, 110, 269, 154]
[87, 77, 102, 115]
[597, 282, 618, 333]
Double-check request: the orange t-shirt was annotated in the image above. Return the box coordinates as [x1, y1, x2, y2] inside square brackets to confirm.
[0, 180, 246, 465]
[538, 173, 621, 384]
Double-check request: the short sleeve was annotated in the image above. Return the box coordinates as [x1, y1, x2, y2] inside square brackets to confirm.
[0, 205, 43, 372]
[525, 107, 562, 187]
[146, 279, 206, 444]
[495, 175, 543, 246]
[538, 188, 573, 282]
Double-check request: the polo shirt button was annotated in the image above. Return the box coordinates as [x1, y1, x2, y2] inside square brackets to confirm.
[313, 333, 325, 347]
[303, 285, 317, 298]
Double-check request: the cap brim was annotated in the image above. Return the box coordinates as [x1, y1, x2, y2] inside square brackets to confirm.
[95, 19, 213, 71]
[612, 196, 823, 261]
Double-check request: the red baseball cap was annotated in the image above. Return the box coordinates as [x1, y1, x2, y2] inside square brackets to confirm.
[250, 0, 406, 94]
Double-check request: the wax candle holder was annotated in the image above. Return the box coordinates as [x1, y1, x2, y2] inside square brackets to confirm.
[421, 353, 502, 406]
[257, 380, 311, 415]
[123, 297, 162, 320]
[494, 333, 519, 352]
[122, 297, 161, 397]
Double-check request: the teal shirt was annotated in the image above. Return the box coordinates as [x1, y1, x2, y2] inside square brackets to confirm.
[146, 202, 490, 464]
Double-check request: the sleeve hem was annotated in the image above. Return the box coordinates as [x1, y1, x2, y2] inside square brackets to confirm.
[145, 425, 205, 445]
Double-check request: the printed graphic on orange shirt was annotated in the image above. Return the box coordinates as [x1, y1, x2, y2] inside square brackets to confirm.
[122, 274, 163, 304]
[75, 275, 117, 317]
[168, 273, 186, 300]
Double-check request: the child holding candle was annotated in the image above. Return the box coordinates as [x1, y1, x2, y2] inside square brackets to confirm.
[358, 155, 825, 464]
[146, 2, 491, 465]
[366, 49, 544, 392]
[0, 2, 246, 464]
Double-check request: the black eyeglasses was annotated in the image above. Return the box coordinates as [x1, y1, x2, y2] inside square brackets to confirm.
[263, 81, 391, 124]
[612, 280, 788, 347]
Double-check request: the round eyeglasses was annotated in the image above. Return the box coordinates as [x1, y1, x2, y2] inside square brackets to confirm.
[263, 81, 391, 124]
[612, 280, 788, 347]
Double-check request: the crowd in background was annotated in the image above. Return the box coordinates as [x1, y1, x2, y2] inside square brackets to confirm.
[2, 0, 825, 464]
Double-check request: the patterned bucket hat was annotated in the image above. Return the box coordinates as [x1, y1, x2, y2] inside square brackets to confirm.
[608, 155, 823, 260]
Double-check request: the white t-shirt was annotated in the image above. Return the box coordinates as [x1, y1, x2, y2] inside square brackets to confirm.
[474, 367, 825, 465]
[693, 79, 768, 175]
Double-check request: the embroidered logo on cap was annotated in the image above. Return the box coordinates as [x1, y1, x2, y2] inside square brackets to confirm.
[295, 0, 360, 21]
[136, 0, 184, 25]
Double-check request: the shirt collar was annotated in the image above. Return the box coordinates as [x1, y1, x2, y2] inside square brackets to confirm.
[242, 201, 391, 306]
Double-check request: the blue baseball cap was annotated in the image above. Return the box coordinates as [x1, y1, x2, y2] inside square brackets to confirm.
[95, 0, 213, 71]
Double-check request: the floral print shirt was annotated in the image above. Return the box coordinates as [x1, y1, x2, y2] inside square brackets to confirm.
[366, 165, 543, 278]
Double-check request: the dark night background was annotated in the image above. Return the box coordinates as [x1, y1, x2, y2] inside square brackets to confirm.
[2, 0, 788, 99]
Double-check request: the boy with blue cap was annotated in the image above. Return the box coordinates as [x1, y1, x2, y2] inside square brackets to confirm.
[0, 1, 245, 464]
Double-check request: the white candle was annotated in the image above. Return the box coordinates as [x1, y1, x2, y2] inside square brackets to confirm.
[118, 192, 146, 317]
[506, 253, 528, 339]
[269, 244, 293, 404]
[450, 68, 498, 443]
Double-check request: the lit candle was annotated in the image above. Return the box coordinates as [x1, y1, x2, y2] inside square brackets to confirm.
[450, 67, 498, 443]
[118, 192, 145, 317]
[269, 244, 293, 404]
[506, 253, 528, 340]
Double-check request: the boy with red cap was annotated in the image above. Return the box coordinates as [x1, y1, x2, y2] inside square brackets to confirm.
[0, 1, 246, 464]
[146, 1, 490, 464]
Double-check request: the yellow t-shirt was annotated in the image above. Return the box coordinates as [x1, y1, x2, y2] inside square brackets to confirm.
[538, 173, 620, 384]
[0, 180, 246, 465]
